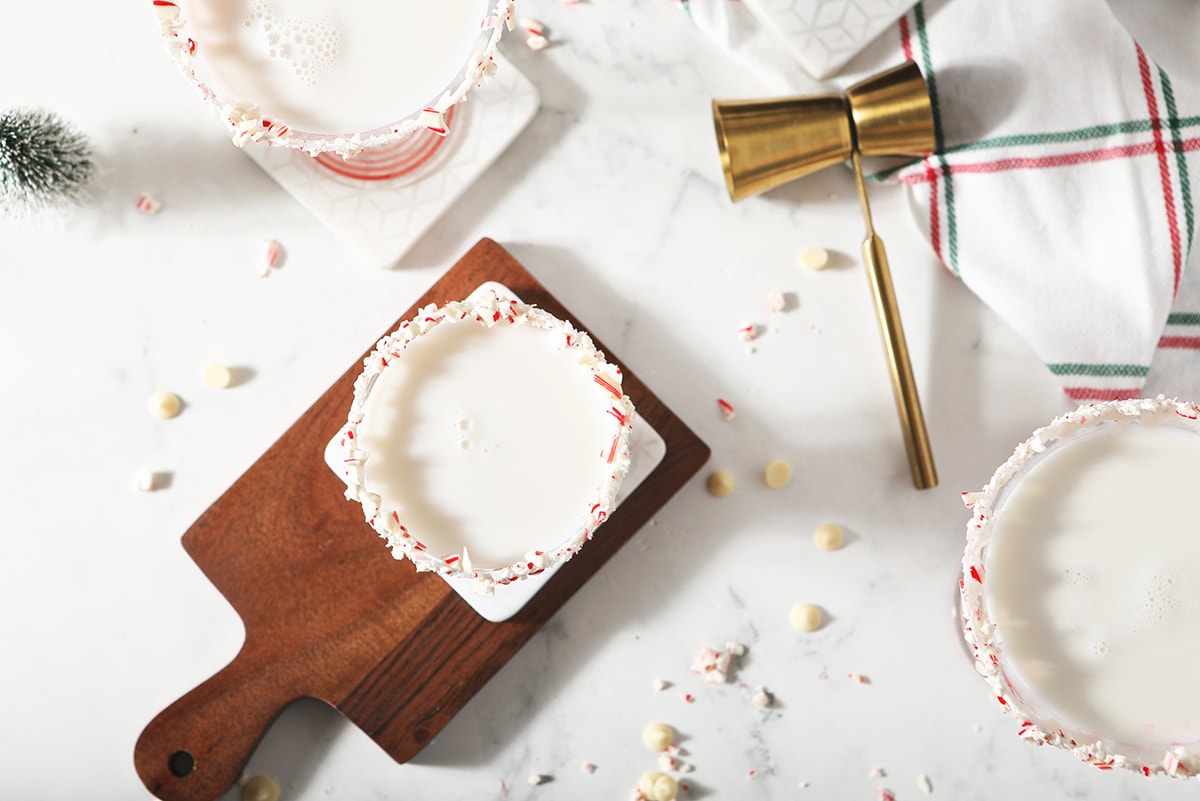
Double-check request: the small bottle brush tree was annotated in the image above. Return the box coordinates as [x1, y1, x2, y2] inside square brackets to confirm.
[0, 108, 95, 216]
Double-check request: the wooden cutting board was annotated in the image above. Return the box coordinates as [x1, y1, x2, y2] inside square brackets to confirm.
[134, 238, 710, 801]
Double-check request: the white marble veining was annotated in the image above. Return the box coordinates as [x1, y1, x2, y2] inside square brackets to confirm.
[2, 1, 1199, 800]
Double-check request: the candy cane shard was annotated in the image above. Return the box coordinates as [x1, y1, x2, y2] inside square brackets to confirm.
[418, 108, 448, 137]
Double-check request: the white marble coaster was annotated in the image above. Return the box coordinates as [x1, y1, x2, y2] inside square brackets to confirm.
[325, 281, 666, 622]
[243, 55, 539, 269]
[739, 0, 917, 78]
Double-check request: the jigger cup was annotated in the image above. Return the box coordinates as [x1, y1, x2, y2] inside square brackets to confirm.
[712, 61, 938, 490]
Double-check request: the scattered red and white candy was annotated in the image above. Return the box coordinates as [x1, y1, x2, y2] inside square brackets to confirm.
[848, 672, 870, 684]
[737, 323, 758, 342]
[717, 398, 736, 422]
[135, 193, 161, 214]
[917, 773, 933, 793]
[751, 686, 773, 708]
[582, 762, 597, 774]
[419, 107, 448, 137]
[691, 642, 745, 684]
[133, 469, 158, 492]
[259, 238, 282, 277]
[521, 17, 548, 49]
[878, 789, 896, 801]
[766, 288, 786, 313]
[527, 773, 548, 786]
[653, 678, 671, 692]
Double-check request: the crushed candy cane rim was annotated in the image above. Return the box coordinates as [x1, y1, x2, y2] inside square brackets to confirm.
[152, 0, 514, 159]
[960, 396, 1200, 778]
[337, 291, 635, 593]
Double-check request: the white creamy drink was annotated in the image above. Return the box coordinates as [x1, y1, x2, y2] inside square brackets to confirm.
[962, 398, 1200, 777]
[176, 0, 489, 134]
[156, 0, 510, 155]
[338, 292, 634, 592]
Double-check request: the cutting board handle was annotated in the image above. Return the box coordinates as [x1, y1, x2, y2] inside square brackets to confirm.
[134, 645, 290, 801]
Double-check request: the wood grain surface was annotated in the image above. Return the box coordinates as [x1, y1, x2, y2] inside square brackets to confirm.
[134, 238, 710, 801]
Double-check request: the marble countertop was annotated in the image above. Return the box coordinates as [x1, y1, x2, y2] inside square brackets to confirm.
[4, 1, 1198, 800]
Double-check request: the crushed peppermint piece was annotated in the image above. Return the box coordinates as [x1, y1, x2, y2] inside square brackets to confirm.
[653, 678, 671, 691]
[917, 773, 933, 793]
[849, 672, 870, 684]
[657, 753, 678, 772]
[751, 686, 773, 708]
[527, 773, 547, 785]
[133, 469, 158, 492]
[879, 789, 896, 801]
[691, 642, 745, 683]
[582, 762, 597, 774]
[682, 692, 695, 703]
[419, 107, 448, 137]
[259, 238, 282, 277]
[766, 288, 786, 312]
[870, 766, 887, 777]
[526, 33, 548, 50]
[135, 193, 161, 214]
[747, 769, 757, 780]
[717, 398, 736, 421]
[737, 323, 758, 342]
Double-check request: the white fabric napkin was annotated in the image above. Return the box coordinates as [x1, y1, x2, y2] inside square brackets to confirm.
[687, 0, 1200, 402]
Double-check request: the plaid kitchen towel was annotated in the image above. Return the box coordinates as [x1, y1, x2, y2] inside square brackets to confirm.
[688, 0, 1200, 402]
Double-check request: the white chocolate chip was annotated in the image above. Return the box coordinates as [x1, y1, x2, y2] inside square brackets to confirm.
[147, 391, 181, 420]
[638, 772, 679, 801]
[797, 246, 830, 271]
[642, 722, 675, 752]
[813, 522, 845, 550]
[764, 459, 791, 489]
[202, 363, 232, 389]
[790, 602, 823, 632]
[241, 775, 280, 801]
[706, 470, 735, 498]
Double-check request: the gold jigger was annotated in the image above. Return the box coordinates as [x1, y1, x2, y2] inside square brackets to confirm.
[713, 61, 938, 490]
